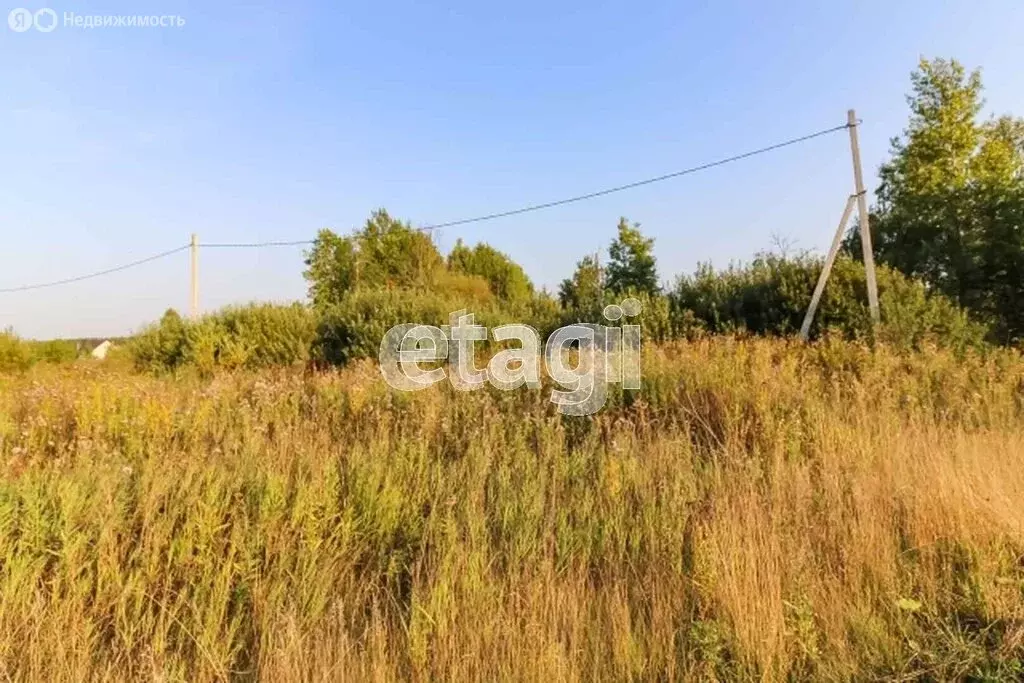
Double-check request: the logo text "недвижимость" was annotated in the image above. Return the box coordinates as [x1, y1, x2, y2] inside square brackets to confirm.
[8, 9, 185, 33]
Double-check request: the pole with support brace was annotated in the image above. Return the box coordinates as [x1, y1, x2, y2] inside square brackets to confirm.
[847, 109, 880, 325]
[800, 112, 881, 342]
[800, 194, 858, 340]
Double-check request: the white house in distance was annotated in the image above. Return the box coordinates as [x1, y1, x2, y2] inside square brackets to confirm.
[90, 340, 114, 360]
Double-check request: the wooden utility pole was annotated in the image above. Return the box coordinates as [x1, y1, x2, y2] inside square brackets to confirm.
[847, 109, 879, 324]
[800, 194, 857, 340]
[190, 233, 199, 319]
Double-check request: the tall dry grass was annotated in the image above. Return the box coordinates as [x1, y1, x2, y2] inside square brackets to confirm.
[0, 337, 1022, 680]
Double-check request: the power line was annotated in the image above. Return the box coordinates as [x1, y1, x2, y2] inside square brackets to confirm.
[203, 239, 315, 248]
[0, 121, 851, 292]
[0, 244, 190, 293]
[200, 121, 852, 238]
[416, 122, 851, 230]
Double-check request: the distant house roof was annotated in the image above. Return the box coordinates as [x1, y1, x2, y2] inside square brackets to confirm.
[91, 340, 113, 360]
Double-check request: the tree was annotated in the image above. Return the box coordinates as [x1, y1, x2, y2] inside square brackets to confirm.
[972, 183, 1024, 342]
[304, 209, 443, 310]
[353, 209, 443, 289]
[605, 217, 659, 296]
[447, 239, 534, 302]
[303, 229, 357, 311]
[847, 57, 1024, 341]
[864, 58, 986, 298]
[558, 254, 603, 314]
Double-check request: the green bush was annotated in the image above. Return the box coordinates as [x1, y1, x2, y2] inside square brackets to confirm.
[447, 239, 534, 302]
[130, 304, 316, 373]
[129, 309, 189, 372]
[0, 334, 81, 371]
[191, 303, 316, 371]
[311, 285, 703, 368]
[670, 253, 988, 350]
[623, 290, 704, 343]
[313, 288, 523, 366]
[0, 329, 33, 373]
[875, 266, 988, 352]
[555, 289, 703, 344]
[28, 339, 80, 364]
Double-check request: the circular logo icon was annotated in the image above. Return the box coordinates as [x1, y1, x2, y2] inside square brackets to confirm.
[7, 8, 33, 32]
[33, 8, 57, 32]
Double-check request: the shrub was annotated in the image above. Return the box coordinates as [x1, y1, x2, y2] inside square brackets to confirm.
[312, 284, 703, 369]
[0, 335, 80, 370]
[875, 265, 989, 352]
[670, 253, 988, 350]
[28, 340, 80, 364]
[129, 304, 316, 373]
[447, 239, 534, 302]
[0, 329, 33, 373]
[554, 289, 703, 344]
[518, 291, 564, 339]
[624, 290, 705, 343]
[313, 288, 520, 366]
[431, 270, 496, 307]
[129, 309, 189, 372]
[191, 303, 316, 371]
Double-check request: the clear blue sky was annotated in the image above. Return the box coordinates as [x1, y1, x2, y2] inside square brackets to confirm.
[3, 1, 1023, 339]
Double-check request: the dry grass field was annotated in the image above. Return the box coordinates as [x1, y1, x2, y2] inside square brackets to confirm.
[1, 337, 1023, 680]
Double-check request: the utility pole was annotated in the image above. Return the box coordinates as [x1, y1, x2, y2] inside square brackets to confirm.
[847, 109, 879, 324]
[190, 233, 199, 320]
[800, 194, 857, 340]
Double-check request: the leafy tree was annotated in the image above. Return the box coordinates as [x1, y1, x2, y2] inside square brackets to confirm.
[846, 57, 1024, 341]
[304, 209, 443, 311]
[558, 254, 603, 315]
[356, 209, 443, 288]
[304, 229, 357, 311]
[605, 217, 659, 296]
[447, 239, 534, 302]
[971, 183, 1024, 342]
[973, 116, 1024, 187]
[855, 58, 985, 298]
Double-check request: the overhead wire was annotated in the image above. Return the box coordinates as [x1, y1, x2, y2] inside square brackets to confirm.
[0, 121, 851, 292]
[416, 122, 851, 231]
[0, 244, 190, 293]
